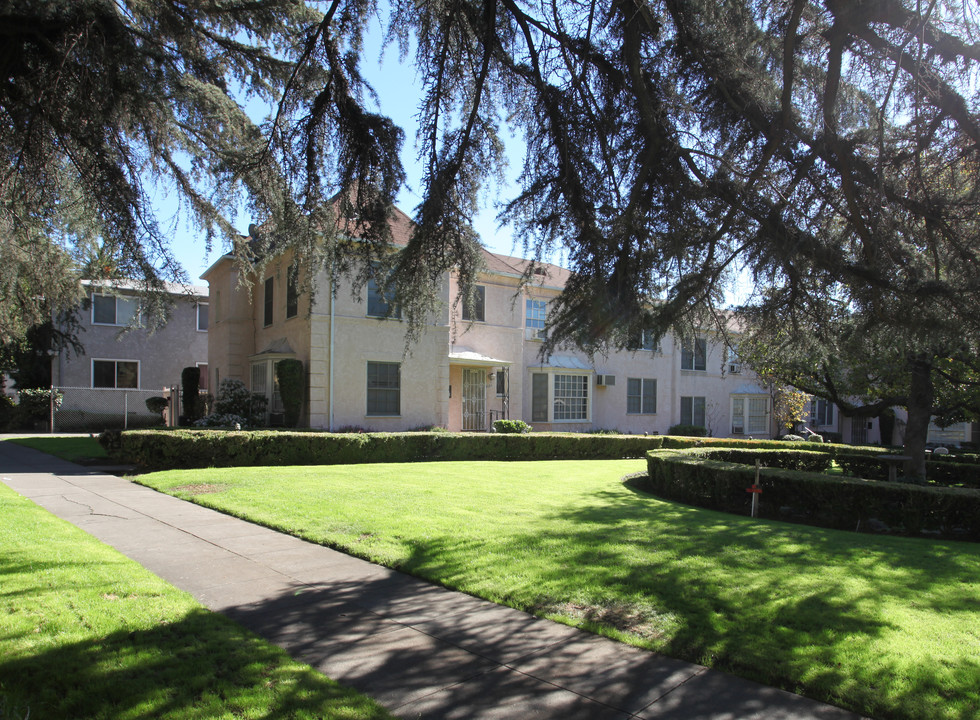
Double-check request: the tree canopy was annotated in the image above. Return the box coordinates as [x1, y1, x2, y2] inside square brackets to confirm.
[3, 0, 980, 359]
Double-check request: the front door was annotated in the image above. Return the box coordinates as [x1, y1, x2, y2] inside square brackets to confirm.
[462, 368, 486, 431]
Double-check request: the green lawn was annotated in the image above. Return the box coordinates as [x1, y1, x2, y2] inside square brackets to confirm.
[0, 482, 393, 720]
[136, 460, 980, 720]
[9, 435, 108, 463]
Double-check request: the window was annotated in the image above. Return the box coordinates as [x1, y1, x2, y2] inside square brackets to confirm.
[367, 270, 401, 319]
[367, 362, 400, 415]
[92, 359, 138, 389]
[680, 396, 706, 427]
[554, 374, 589, 420]
[526, 299, 547, 339]
[462, 285, 485, 322]
[627, 378, 657, 414]
[197, 303, 209, 331]
[680, 338, 707, 371]
[197, 363, 209, 392]
[531, 373, 548, 422]
[810, 398, 834, 427]
[251, 362, 267, 395]
[286, 267, 299, 319]
[496, 370, 507, 397]
[263, 277, 274, 326]
[637, 330, 661, 353]
[732, 395, 769, 435]
[92, 294, 140, 326]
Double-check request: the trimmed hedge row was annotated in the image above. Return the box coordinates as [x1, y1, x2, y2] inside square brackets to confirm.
[643, 448, 980, 541]
[110, 429, 668, 469]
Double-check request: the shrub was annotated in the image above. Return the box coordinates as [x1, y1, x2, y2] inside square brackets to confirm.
[780, 434, 806, 442]
[643, 447, 980, 541]
[145, 396, 169, 416]
[208, 379, 267, 427]
[275, 359, 304, 428]
[667, 423, 707, 437]
[181, 367, 200, 423]
[194, 413, 248, 428]
[17, 388, 63, 427]
[806, 433, 824, 442]
[492, 419, 531, 434]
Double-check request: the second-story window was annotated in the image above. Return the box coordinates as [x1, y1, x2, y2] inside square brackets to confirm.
[263, 277, 274, 326]
[367, 266, 401, 319]
[197, 303, 209, 331]
[92, 294, 141, 327]
[286, 267, 299, 319]
[526, 299, 547, 339]
[461, 285, 485, 322]
[680, 338, 707, 371]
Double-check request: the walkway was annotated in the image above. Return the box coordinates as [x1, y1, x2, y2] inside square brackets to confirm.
[0, 441, 861, 719]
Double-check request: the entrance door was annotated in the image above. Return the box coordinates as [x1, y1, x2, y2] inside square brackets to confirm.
[462, 368, 486, 431]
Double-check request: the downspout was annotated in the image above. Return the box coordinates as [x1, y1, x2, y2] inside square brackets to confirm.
[328, 255, 335, 432]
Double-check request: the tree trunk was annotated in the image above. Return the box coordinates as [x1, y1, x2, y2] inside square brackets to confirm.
[903, 356, 934, 482]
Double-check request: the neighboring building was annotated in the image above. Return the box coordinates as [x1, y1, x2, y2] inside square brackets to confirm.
[203, 208, 775, 435]
[50, 280, 209, 430]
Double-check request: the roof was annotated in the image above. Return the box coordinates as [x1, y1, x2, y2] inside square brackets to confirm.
[481, 250, 573, 290]
[448, 346, 512, 366]
[82, 279, 208, 298]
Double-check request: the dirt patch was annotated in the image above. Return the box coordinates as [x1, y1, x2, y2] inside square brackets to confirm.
[532, 599, 668, 640]
[173, 483, 227, 495]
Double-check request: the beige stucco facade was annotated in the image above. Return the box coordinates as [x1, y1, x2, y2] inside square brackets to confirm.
[204, 242, 779, 436]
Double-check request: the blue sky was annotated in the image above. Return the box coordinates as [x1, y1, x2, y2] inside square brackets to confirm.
[166, 19, 526, 282]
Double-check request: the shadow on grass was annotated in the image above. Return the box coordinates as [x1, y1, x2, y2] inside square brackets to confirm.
[0, 606, 391, 720]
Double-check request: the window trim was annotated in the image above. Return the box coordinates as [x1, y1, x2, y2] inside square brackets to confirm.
[526, 298, 547, 340]
[196, 361, 209, 392]
[680, 338, 707, 372]
[197, 302, 209, 332]
[91, 358, 140, 389]
[810, 398, 834, 427]
[366, 361, 401, 416]
[627, 377, 657, 415]
[732, 394, 769, 435]
[680, 395, 706, 428]
[91, 293, 142, 328]
[461, 285, 486, 322]
[530, 369, 592, 423]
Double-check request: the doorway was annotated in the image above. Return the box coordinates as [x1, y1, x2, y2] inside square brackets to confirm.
[462, 368, 486, 431]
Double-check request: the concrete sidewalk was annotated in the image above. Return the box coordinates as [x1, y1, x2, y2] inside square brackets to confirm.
[0, 441, 862, 720]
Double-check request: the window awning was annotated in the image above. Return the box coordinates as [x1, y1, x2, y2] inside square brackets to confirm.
[249, 338, 296, 361]
[528, 355, 593, 371]
[448, 346, 511, 367]
[731, 383, 766, 395]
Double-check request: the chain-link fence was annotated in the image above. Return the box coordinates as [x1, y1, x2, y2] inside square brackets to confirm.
[53, 387, 169, 432]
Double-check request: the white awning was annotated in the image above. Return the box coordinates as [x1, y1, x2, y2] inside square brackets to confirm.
[732, 383, 766, 395]
[448, 346, 511, 367]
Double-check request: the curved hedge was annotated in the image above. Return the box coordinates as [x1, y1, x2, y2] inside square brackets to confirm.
[642, 448, 980, 541]
[109, 429, 667, 469]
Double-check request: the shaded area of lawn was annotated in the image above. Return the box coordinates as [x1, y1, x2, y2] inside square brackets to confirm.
[139, 460, 980, 720]
[7, 435, 107, 463]
[0, 484, 392, 720]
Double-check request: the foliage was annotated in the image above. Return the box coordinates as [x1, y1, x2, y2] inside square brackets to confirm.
[16, 388, 63, 424]
[114, 430, 667, 469]
[0, 317, 84, 389]
[180, 367, 200, 423]
[492, 419, 531, 434]
[206, 379, 267, 428]
[145, 397, 169, 416]
[666, 424, 707, 437]
[644, 449, 980, 542]
[807, 433, 824, 443]
[275, 359, 305, 428]
[780, 434, 806, 442]
[194, 414, 249, 429]
[0, 483, 394, 720]
[137, 460, 980, 720]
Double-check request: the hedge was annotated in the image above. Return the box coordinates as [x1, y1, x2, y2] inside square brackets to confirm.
[108, 429, 668, 469]
[642, 448, 980, 541]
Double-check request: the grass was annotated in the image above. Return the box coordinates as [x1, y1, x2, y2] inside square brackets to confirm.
[135, 460, 980, 720]
[9, 435, 107, 463]
[0, 482, 393, 720]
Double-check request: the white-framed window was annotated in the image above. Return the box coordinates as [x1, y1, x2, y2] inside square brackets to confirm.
[250, 358, 285, 419]
[726, 342, 741, 373]
[367, 361, 400, 415]
[197, 303, 209, 332]
[680, 396, 706, 427]
[92, 359, 139, 389]
[640, 330, 662, 353]
[530, 371, 590, 422]
[680, 338, 707, 371]
[526, 298, 547, 340]
[732, 395, 769, 435]
[627, 378, 657, 414]
[92, 294, 141, 327]
[810, 398, 834, 427]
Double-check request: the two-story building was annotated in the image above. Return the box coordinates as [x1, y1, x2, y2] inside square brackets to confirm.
[203, 207, 776, 436]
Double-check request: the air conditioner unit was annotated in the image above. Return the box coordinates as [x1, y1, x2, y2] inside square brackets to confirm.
[728, 363, 742, 374]
[596, 374, 616, 387]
